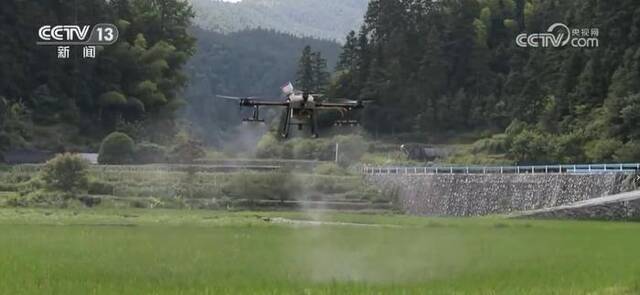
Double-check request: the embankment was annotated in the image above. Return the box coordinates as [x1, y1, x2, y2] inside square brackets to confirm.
[366, 173, 637, 216]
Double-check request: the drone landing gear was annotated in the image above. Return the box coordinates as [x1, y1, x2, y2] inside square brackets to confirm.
[280, 107, 292, 139]
[243, 106, 265, 123]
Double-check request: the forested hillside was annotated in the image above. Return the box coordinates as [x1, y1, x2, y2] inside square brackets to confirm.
[183, 27, 340, 145]
[331, 0, 640, 164]
[189, 0, 369, 41]
[0, 0, 195, 154]
[4, 0, 640, 165]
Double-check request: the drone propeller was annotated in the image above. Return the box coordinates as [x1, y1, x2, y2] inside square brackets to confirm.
[217, 95, 269, 101]
[325, 98, 375, 105]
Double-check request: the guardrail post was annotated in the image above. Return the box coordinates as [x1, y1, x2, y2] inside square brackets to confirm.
[517, 166, 520, 174]
[500, 167, 503, 174]
[545, 166, 548, 173]
[450, 167, 453, 174]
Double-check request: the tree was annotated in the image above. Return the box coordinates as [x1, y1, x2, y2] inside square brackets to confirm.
[98, 132, 136, 164]
[0, 0, 196, 153]
[296, 45, 315, 92]
[311, 51, 330, 92]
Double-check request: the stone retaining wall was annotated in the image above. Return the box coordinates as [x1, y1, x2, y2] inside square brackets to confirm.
[366, 173, 637, 216]
[517, 191, 640, 220]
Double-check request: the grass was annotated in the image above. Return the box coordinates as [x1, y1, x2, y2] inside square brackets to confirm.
[0, 209, 639, 294]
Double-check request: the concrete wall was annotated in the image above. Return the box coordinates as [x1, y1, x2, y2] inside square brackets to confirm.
[517, 191, 640, 221]
[366, 173, 637, 217]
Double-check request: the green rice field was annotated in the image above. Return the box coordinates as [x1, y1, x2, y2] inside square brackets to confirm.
[0, 209, 639, 294]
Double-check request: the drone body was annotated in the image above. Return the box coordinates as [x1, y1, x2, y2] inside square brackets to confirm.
[218, 82, 367, 138]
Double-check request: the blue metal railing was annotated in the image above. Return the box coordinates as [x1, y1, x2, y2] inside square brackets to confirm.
[363, 163, 640, 175]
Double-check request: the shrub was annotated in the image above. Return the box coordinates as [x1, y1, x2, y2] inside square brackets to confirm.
[98, 132, 135, 164]
[471, 134, 508, 154]
[169, 140, 206, 164]
[551, 132, 587, 163]
[41, 153, 89, 192]
[509, 130, 551, 164]
[78, 195, 102, 207]
[293, 139, 317, 159]
[88, 181, 114, 195]
[614, 141, 640, 162]
[135, 142, 167, 164]
[99, 91, 127, 108]
[256, 133, 282, 159]
[335, 135, 368, 166]
[314, 163, 349, 176]
[586, 139, 623, 162]
[222, 172, 301, 203]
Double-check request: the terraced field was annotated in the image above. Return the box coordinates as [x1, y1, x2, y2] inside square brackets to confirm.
[0, 165, 389, 210]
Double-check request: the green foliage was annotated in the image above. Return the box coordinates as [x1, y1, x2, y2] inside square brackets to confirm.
[87, 180, 115, 195]
[41, 153, 89, 193]
[255, 133, 366, 165]
[98, 132, 136, 165]
[360, 151, 416, 166]
[99, 91, 128, 108]
[509, 130, 550, 164]
[614, 141, 640, 162]
[0, 0, 195, 150]
[292, 139, 317, 159]
[222, 172, 301, 203]
[471, 134, 508, 154]
[135, 142, 167, 164]
[296, 46, 315, 92]
[334, 135, 367, 166]
[314, 163, 349, 176]
[256, 133, 283, 159]
[331, 0, 640, 164]
[586, 139, 623, 162]
[169, 140, 206, 164]
[296, 46, 330, 93]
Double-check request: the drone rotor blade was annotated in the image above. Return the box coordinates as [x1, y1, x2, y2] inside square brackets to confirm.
[217, 95, 273, 100]
[217, 95, 244, 101]
[325, 98, 357, 104]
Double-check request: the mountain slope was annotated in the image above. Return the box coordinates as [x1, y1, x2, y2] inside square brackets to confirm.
[190, 0, 369, 41]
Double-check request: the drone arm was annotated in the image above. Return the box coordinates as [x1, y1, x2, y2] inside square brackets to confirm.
[239, 100, 289, 107]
